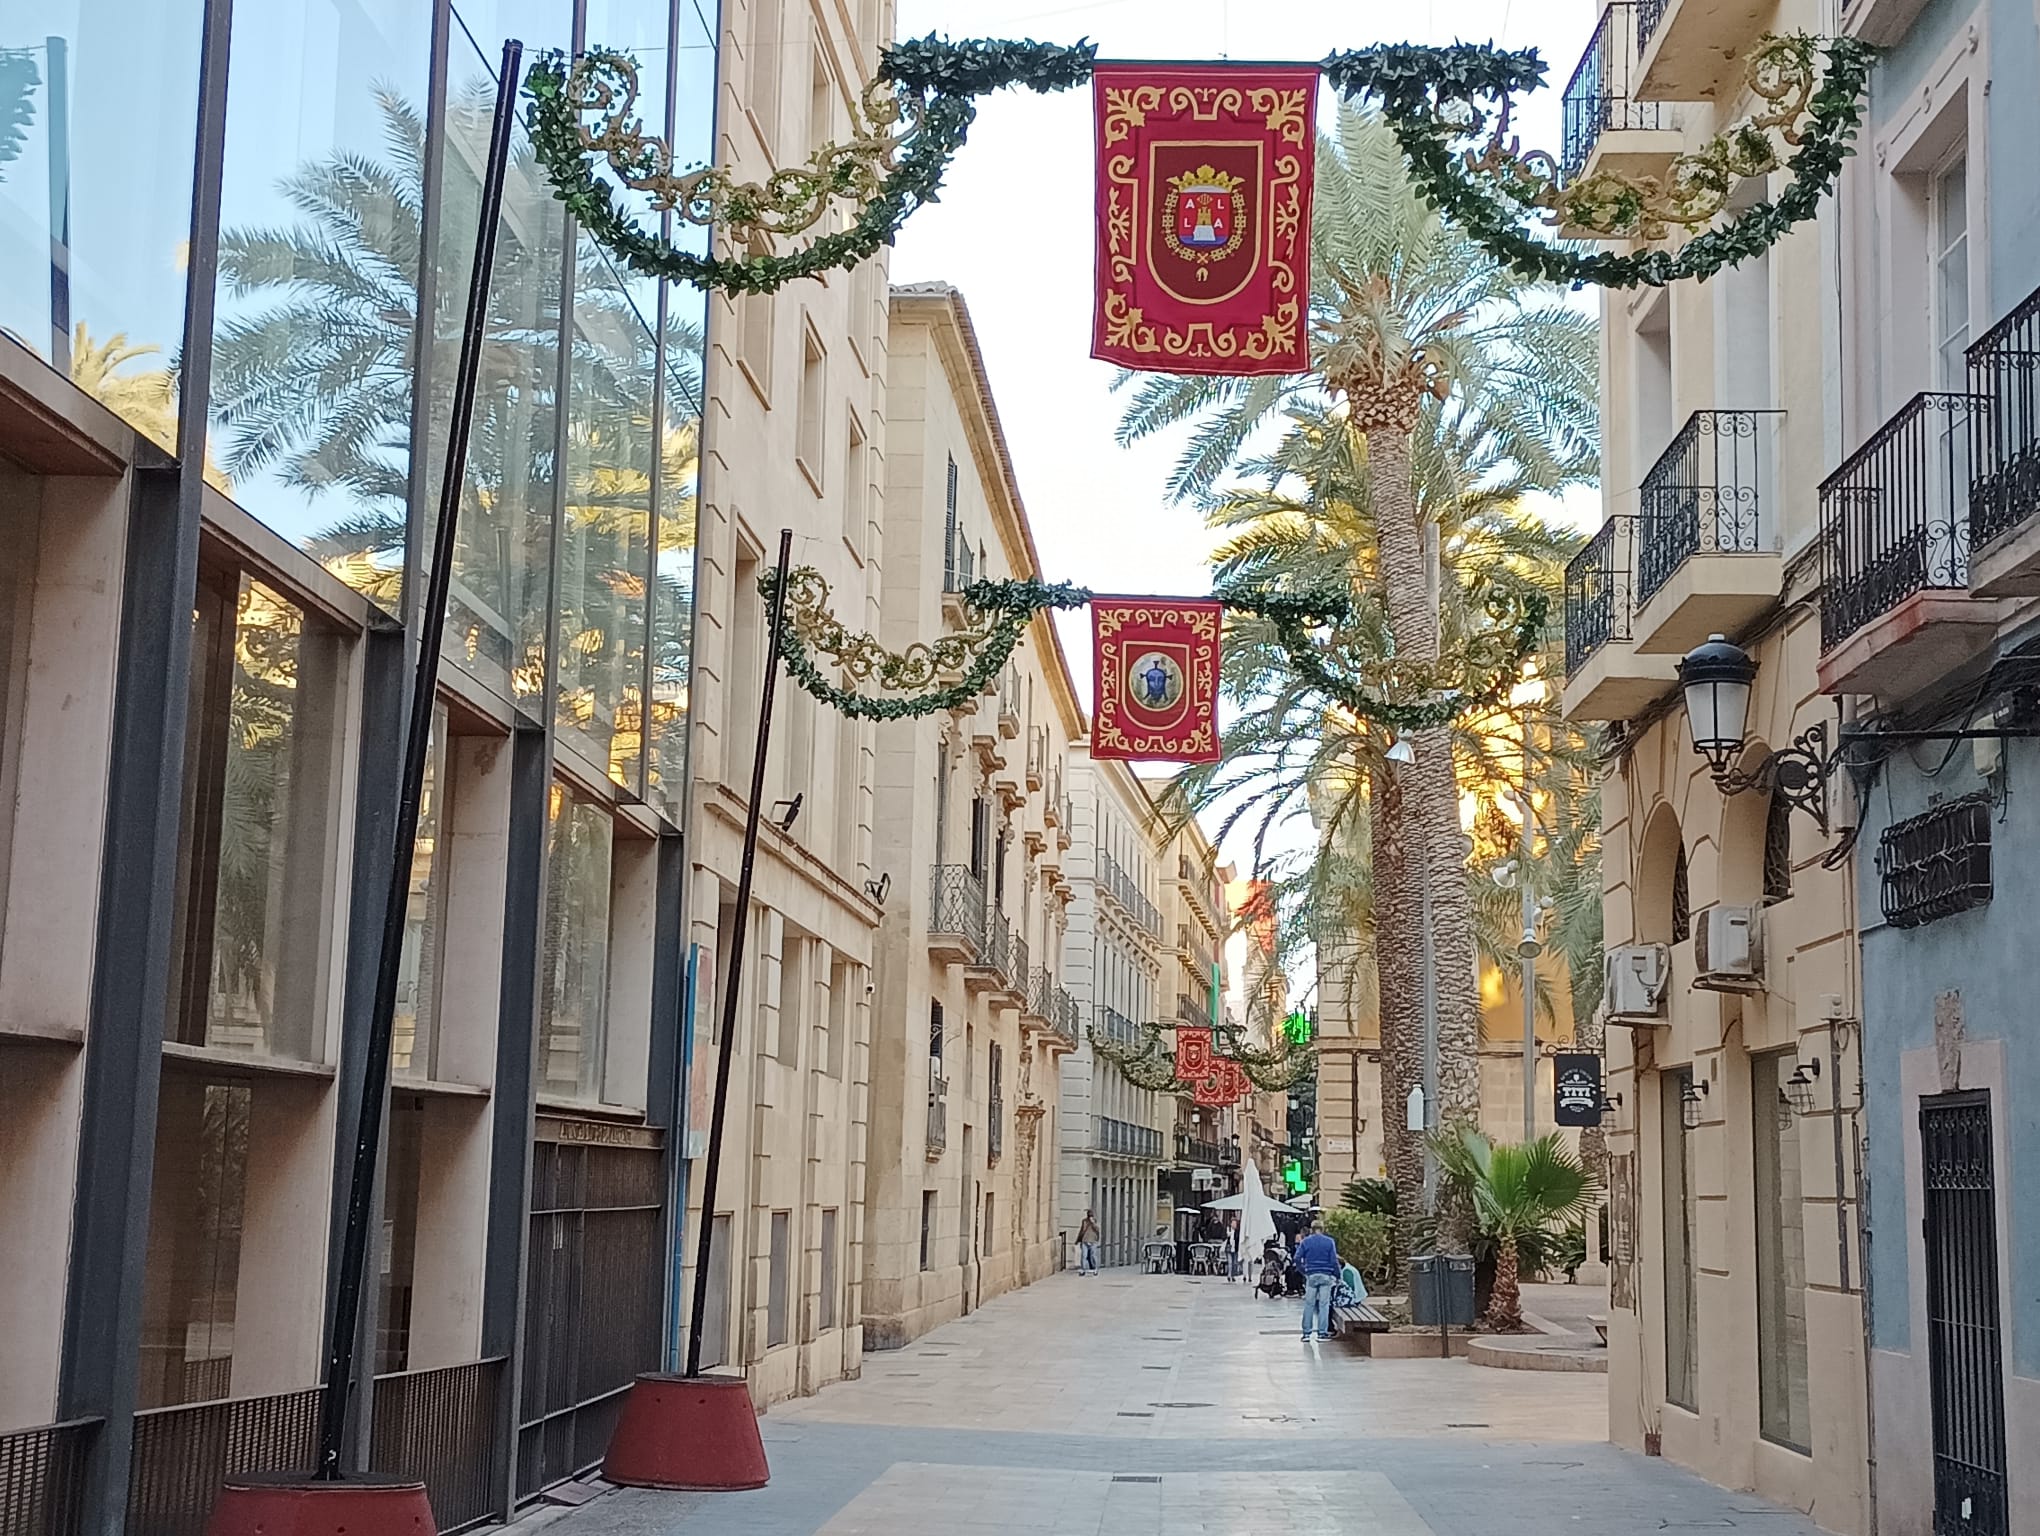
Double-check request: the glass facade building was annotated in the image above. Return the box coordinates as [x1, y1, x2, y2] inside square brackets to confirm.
[0, 0, 715, 1528]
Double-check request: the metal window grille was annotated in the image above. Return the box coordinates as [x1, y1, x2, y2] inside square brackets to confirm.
[1920, 1092, 2009, 1536]
[1762, 793, 1794, 904]
[1671, 842, 1690, 944]
[1877, 793, 1993, 929]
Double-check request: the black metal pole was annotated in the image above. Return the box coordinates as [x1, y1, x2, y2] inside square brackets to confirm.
[315, 37, 523, 1479]
[685, 528, 793, 1379]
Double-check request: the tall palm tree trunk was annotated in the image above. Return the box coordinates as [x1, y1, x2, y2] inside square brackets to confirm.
[1489, 1234, 1523, 1330]
[1357, 424, 1482, 1248]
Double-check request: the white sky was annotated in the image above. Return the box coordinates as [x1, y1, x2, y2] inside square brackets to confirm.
[890, 0, 1603, 714]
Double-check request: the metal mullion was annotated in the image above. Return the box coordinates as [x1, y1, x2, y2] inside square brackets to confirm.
[59, 1, 234, 1527]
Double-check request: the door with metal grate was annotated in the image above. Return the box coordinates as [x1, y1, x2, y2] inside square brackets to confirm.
[1921, 1092, 2008, 1536]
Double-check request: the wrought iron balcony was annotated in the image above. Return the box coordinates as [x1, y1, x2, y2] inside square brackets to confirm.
[1564, 517, 1638, 675]
[1175, 1132, 1224, 1167]
[1095, 1005, 1140, 1046]
[1093, 1115, 1162, 1160]
[981, 909, 1015, 984]
[1820, 393, 1980, 652]
[928, 865, 986, 958]
[1968, 282, 2040, 553]
[1636, 0, 1666, 52]
[1055, 988, 1081, 1044]
[1562, 4, 1666, 179]
[1636, 410, 1780, 605]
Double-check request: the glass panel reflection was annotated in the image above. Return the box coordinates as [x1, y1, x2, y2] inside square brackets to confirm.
[207, 0, 431, 608]
[168, 574, 347, 1061]
[393, 706, 450, 1080]
[538, 779, 614, 1101]
[0, 3, 204, 452]
[431, 9, 567, 706]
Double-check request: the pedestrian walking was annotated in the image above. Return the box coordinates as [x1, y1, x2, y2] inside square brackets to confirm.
[1294, 1217, 1341, 1342]
[1077, 1210, 1101, 1274]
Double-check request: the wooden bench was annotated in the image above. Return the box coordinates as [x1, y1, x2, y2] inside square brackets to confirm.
[1332, 1302, 1391, 1353]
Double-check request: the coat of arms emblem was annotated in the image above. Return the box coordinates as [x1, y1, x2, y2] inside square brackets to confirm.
[1162, 164, 1247, 275]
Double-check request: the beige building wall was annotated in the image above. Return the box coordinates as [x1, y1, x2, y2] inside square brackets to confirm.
[1057, 751, 1177, 1260]
[1557, 0, 1870, 1526]
[682, 0, 893, 1407]
[862, 284, 1086, 1347]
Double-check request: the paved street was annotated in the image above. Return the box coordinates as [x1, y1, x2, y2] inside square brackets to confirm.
[547, 1273, 1827, 1536]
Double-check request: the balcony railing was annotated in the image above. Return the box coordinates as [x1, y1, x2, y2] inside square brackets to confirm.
[1177, 993, 1211, 1028]
[1098, 852, 1161, 935]
[1054, 988, 1080, 1043]
[0, 1417, 96, 1536]
[928, 865, 987, 952]
[983, 909, 1014, 981]
[1636, 410, 1780, 604]
[1176, 1132, 1224, 1167]
[1011, 935, 1030, 994]
[128, 1387, 323, 1536]
[1094, 1116, 1164, 1160]
[942, 519, 977, 594]
[1564, 517, 1637, 674]
[1636, 0, 1666, 52]
[1028, 965, 1055, 1020]
[1820, 393, 1980, 651]
[1095, 1005, 1140, 1046]
[1968, 282, 2040, 551]
[1562, 4, 1665, 179]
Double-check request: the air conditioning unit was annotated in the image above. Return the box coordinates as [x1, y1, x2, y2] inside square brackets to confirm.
[1695, 904, 1764, 992]
[1605, 943, 1670, 1023]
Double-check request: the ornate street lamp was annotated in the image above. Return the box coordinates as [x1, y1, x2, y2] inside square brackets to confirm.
[1784, 1059, 1821, 1117]
[1679, 1076, 1709, 1131]
[1678, 634, 1838, 835]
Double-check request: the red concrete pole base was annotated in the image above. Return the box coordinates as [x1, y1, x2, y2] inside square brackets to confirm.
[602, 1372, 770, 1491]
[205, 1474, 435, 1534]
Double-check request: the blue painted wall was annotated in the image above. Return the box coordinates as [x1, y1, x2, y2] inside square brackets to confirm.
[1853, 0, 2040, 1382]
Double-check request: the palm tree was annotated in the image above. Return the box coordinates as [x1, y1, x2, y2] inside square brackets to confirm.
[1126, 105, 1596, 1245]
[1433, 1129, 1597, 1330]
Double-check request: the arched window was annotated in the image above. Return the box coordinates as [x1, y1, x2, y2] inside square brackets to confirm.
[1762, 794, 1793, 903]
[1671, 842, 1691, 944]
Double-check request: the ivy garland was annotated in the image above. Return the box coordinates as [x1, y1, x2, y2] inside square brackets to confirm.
[763, 568, 1088, 721]
[1379, 33, 1876, 289]
[528, 33, 1872, 297]
[524, 40, 1096, 296]
[1222, 584, 1550, 733]
[765, 568, 1543, 731]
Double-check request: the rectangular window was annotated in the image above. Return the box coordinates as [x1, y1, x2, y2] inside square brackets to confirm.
[819, 1207, 839, 1331]
[920, 1189, 936, 1271]
[768, 1210, 791, 1347]
[1933, 154, 1970, 389]
[825, 958, 849, 1079]
[929, 1000, 944, 1083]
[727, 538, 763, 774]
[1661, 1069, 1699, 1411]
[1753, 1053, 1812, 1449]
[376, 1096, 425, 1373]
[842, 409, 867, 555]
[796, 326, 826, 491]
[138, 1077, 252, 1406]
[536, 781, 615, 1101]
[748, 0, 782, 150]
[169, 572, 346, 1062]
[776, 936, 804, 1066]
[983, 1193, 996, 1255]
[969, 795, 988, 879]
[698, 1213, 732, 1369]
[808, 42, 834, 152]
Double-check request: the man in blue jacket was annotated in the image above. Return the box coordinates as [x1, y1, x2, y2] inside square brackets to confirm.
[1294, 1217, 1341, 1342]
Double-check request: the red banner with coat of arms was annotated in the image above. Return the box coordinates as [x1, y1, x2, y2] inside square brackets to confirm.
[1091, 64, 1317, 376]
[1092, 598, 1221, 762]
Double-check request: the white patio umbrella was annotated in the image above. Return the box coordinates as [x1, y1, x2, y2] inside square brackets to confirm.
[1203, 1175, 1281, 1252]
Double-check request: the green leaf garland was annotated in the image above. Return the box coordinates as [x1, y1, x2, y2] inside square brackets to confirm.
[528, 34, 1870, 297]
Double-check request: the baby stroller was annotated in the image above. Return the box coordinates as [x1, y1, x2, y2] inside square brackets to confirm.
[1256, 1244, 1287, 1299]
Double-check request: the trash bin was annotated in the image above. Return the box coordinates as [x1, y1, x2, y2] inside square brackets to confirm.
[1408, 1253, 1477, 1327]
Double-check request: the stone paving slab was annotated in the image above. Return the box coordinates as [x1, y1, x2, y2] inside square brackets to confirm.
[544, 1272, 1829, 1536]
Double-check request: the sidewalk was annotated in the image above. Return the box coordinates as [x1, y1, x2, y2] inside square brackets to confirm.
[542, 1272, 1826, 1536]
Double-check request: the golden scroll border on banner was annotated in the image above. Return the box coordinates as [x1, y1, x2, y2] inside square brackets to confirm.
[1093, 598, 1222, 762]
[1096, 74, 1312, 371]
